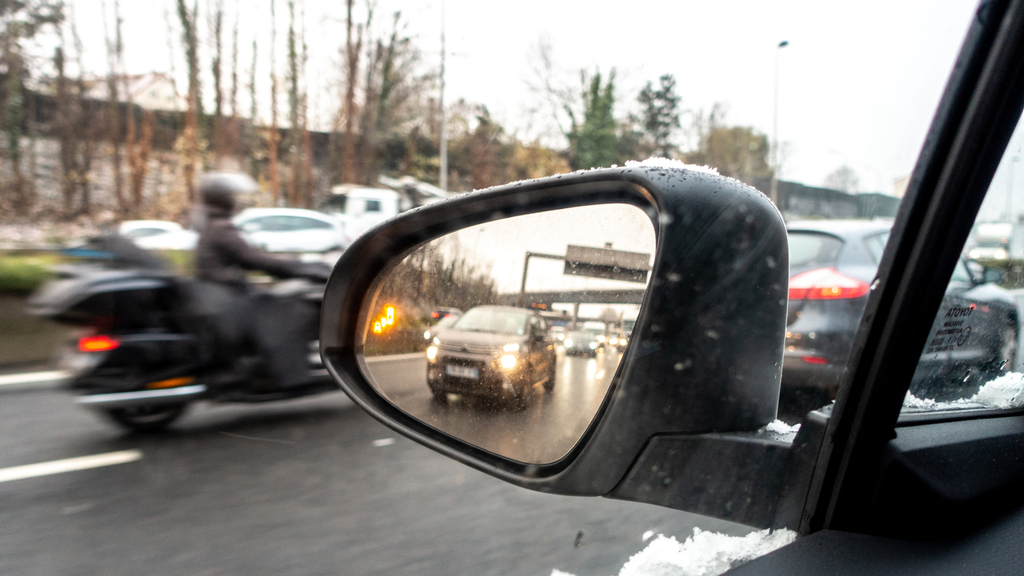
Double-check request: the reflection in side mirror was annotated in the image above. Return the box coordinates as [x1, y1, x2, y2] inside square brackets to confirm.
[358, 204, 656, 464]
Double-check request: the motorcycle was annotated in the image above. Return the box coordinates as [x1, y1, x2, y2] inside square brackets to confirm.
[26, 235, 336, 432]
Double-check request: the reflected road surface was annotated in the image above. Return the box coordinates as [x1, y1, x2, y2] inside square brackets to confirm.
[0, 371, 752, 575]
[367, 348, 622, 463]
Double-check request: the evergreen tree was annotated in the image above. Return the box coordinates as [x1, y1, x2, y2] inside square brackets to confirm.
[637, 74, 681, 158]
[565, 69, 617, 170]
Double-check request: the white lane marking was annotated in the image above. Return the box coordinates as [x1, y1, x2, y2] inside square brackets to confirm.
[0, 450, 142, 483]
[0, 370, 69, 387]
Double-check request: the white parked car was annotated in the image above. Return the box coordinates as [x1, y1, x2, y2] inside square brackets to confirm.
[119, 220, 199, 251]
[233, 208, 348, 253]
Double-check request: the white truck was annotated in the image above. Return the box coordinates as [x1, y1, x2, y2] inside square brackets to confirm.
[321, 178, 450, 245]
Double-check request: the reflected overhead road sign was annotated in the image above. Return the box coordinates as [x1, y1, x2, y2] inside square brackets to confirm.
[564, 245, 652, 283]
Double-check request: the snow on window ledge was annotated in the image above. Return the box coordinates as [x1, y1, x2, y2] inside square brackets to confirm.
[904, 372, 1024, 412]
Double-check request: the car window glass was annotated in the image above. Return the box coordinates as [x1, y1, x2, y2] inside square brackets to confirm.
[901, 110, 1024, 416]
[242, 216, 274, 231]
[864, 232, 890, 264]
[365, 199, 382, 213]
[788, 232, 843, 269]
[126, 228, 165, 238]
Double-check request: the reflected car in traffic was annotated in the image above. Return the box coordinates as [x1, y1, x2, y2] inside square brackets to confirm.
[423, 313, 460, 341]
[425, 305, 557, 408]
[562, 330, 604, 357]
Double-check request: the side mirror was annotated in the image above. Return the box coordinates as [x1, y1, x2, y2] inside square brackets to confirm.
[983, 266, 1007, 285]
[320, 165, 789, 522]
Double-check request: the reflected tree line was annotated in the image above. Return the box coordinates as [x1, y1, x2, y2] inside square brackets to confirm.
[366, 238, 498, 355]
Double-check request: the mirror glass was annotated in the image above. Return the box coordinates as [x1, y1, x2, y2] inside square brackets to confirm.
[359, 203, 657, 464]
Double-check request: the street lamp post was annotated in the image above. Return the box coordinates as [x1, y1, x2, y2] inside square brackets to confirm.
[770, 40, 789, 207]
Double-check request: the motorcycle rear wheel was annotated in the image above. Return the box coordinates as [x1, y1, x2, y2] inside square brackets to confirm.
[103, 404, 188, 432]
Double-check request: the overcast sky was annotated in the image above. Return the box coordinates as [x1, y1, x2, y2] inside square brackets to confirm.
[57, 0, 981, 195]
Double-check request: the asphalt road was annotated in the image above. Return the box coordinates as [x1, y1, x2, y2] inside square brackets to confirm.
[0, 374, 751, 576]
[365, 348, 621, 463]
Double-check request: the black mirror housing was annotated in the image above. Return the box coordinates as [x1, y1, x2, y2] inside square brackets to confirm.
[320, 164, 788, 499]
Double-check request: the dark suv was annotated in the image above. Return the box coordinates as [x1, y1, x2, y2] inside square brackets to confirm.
[783, 220, 1019, 413]
[425, 305, 557, 408]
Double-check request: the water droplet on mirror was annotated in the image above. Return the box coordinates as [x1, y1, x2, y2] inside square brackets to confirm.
[870, 279, 880, 290]
[964, 370, 972, 382]
[766, 256, 776, 268]
[1000, 359, 1008, 370]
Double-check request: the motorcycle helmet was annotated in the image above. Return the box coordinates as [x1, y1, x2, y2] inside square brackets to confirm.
[200, 172, 259, 212]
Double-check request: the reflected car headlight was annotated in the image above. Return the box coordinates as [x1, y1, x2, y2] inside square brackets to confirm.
[596, 335, 606, 343]
[589, 342, 598, 349]
[426, 346, 438, 362]
[424, 331, 431, 340]
[503, 343, 520, 352]
[969, 249, 981, 259]
[996, 249, 1008, 259]
[500, 354, 517, 369]
[564, 339, 573, 347]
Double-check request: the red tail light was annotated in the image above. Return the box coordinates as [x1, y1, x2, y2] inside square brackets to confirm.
[78, 335, 120, 352]
[801, 355, 830, 365]
[789, 268, 870, 300]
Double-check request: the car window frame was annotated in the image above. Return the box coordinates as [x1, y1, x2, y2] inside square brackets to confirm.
[803, 0, 1024, 534]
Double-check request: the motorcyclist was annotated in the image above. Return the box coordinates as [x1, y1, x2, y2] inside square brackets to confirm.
[195, 173, 327, 389]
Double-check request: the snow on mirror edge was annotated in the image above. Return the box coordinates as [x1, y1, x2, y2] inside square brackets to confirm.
[904, 372, 1024, 412]
[551, 527, 797, 576]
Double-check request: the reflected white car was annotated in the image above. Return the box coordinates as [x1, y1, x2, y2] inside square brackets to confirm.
[233, 208, 348, 253]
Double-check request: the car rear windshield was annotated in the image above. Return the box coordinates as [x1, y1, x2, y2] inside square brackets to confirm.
[452, 308, 529, 335]
[788, 232, 844, 269]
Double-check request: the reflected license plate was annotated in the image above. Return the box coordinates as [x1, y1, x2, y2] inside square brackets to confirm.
[446, 365, 479, 379]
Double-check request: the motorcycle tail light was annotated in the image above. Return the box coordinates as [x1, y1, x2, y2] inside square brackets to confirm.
[78, 335, 121, 352]
[789, 268, 870, 300]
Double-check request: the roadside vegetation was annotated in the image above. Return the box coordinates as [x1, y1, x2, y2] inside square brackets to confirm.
[0, 254, 58, 295]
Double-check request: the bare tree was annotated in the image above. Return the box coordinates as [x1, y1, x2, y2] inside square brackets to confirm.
[103, 0, 126, 216]
[210, 0, 224, 159]
[824, 164, 860, 193]
[248, 37, 259, 178]
[340, 0, 363, 184]
[227, 9, 239, 158]
[286, 0, 302, 206]
[69, 8, 96, 216]
[54, 45, 76, 218]
[268, 0, 280, 203]
[176, 0, 202, 204]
